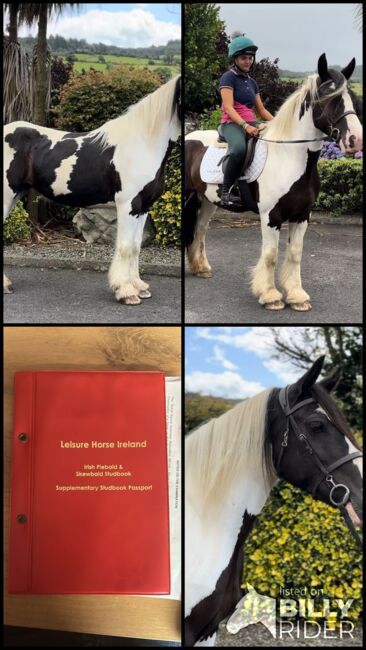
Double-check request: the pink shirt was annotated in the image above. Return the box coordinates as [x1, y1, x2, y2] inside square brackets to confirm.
[221, 101, 256, 124]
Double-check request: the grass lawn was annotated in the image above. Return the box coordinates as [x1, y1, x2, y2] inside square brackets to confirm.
[63, 52, 180, 76]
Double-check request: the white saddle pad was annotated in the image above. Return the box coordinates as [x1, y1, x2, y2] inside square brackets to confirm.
[200, 139, 268, 184]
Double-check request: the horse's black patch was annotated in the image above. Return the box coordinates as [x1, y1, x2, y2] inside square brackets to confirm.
[267, 149, 321, 229]
[5, 126, 121, 207]
[299, 91, 311, 120]
[61, 131, 88, 139]
[184, 511, 257, 646]
[172, 75, 182, 122]
[129, 140, 174, 216]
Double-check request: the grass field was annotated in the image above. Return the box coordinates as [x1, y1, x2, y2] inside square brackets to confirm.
[281, 76, 362, 96]
[65, 52, 180, 76]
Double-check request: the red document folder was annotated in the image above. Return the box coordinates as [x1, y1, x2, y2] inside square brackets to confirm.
[8, 371, 170, 595]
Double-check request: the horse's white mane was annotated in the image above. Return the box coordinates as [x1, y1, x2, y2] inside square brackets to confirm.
[261, 73, 347, 140]
[186, 388, 277, 513]
[90, 74, 180, 148]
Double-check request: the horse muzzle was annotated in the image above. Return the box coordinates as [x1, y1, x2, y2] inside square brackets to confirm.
[340, 131, 363, 155]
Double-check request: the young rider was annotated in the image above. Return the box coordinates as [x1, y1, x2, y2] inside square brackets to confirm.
[219, 34, 274, 207]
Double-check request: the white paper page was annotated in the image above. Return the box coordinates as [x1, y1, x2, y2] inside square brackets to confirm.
[136, 377, 181, 601]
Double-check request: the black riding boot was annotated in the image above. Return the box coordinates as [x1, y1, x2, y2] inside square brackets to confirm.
[219, 151, 243, 208]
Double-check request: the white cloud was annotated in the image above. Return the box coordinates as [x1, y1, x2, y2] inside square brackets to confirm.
[197, 327, 274, 357]
[210, 345, 238, 371]
[185, 371, 265, 399]
[18, 8, 181, 48]
[262, 358, 300, 384]
[196, 327, 316, 385]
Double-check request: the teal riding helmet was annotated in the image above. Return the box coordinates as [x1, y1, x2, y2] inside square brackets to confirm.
[228, 35, 258, 59]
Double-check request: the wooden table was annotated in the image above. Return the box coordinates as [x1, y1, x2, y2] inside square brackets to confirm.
[4, 326, 181, 642]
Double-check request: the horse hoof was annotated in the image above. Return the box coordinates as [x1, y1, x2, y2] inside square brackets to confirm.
[264, 300, 285, 310]
[123, 295, 142, 305]
[289, 301, 312, 311]
[138, 289, 151, 299]
[196, 271, 212, 278]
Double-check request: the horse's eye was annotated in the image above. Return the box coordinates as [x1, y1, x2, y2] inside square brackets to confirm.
[308, 419, 323, 430]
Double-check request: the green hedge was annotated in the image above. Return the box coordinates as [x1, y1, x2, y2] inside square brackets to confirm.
[4, 201, 31, 243]
[53, 65, 162, 130]
[314, 159, 363, 214]
[149, 138, 181, 246]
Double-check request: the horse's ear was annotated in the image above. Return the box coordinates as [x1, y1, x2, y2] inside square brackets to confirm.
[318, 53, 329, 82]
[290, 356, 325, 399]
[341, 58, 356, 80]
[317, 365, 342, 393]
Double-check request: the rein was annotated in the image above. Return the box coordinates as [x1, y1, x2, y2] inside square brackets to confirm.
[275, 386, 363, 547]
[254, 110, 357, 144]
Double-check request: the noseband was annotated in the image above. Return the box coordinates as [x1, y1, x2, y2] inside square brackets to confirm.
[275, 386, 363, 547]
[327, 110, 358, 143]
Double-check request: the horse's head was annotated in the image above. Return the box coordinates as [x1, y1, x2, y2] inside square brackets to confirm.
[269, 356, 363, 542]
[312, 53, 362, 154]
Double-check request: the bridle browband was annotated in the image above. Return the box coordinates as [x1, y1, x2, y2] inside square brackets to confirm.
[275, 386, 363, 547]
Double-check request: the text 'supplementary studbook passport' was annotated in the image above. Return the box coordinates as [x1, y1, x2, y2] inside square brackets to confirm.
[8, 371, 170, 595]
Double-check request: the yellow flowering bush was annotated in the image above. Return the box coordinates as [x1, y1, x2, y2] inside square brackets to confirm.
[242, 479, 363, 624]
[4, 201, 31, 243]
[149, 138, 181, 246]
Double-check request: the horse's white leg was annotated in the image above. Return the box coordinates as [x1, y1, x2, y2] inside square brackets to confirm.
[187, 196, 216, 278]
[108, 197, 145, 305]
[3, 189, 19, 294]
[280, 220, 311, 311]
[131, 212, 151, 298]
[251, 213, 284, 309]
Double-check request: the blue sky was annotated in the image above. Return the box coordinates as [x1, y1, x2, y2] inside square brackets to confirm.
[185, 327, 312, 398]
[12, 3, 181, 48]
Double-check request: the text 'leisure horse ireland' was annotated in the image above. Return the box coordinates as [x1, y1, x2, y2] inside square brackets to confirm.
[4, 75, 181, 304]
[185, 54, 362, 311]
[185, 356, 363, 646]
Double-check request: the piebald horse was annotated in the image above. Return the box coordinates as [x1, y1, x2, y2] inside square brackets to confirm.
[4, 75, 181, 304]
[185, 356, 363, 646]
[185, 54, 362, 311]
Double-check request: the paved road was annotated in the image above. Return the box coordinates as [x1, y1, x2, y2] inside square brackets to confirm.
[216, 620, 362, 646]
[4, 267, 181, 324]
[185, 223, 362, 324]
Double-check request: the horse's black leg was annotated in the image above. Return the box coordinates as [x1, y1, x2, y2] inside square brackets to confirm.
[186, 195, 216, 278]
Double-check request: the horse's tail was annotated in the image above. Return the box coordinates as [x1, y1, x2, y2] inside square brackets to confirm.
[184, 191, 201, 249]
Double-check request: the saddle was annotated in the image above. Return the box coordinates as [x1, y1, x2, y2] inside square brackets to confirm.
[216, 124, 258, 175]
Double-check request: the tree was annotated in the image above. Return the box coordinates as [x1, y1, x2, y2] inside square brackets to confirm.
[269, 327, 362, 430]
[185, 3, 228, 112]
[253, 57, 300, 116]
[4, 3, 80, 228]
[3, 5, 32, 123]
[353, 3, 362, 33]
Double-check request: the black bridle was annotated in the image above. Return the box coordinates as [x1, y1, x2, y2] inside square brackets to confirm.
[275, 386, 363, 547]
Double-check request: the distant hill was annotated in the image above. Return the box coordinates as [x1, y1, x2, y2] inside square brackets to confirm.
[18, 35, 181, 59]
[279, 64, 362, 82]
[185, 392, 243, 434]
